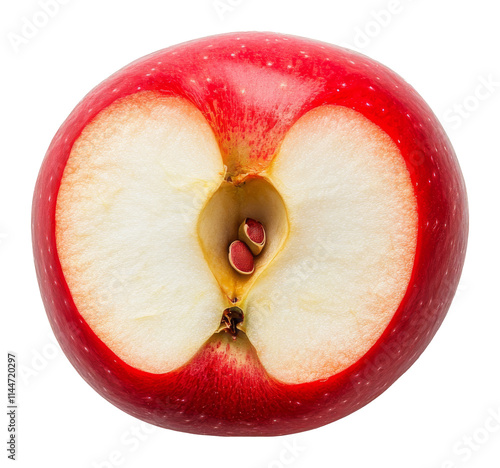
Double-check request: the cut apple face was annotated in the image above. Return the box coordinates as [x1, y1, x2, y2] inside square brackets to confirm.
[55, 91, 417, 384]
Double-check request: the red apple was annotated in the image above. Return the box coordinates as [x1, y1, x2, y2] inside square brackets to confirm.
[32, 32, 468, 436]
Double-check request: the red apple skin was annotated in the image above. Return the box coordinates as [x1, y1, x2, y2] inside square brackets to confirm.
[32, 32, 468, 436]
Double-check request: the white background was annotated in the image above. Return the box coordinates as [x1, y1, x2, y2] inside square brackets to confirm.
[1, 0, 499, 467]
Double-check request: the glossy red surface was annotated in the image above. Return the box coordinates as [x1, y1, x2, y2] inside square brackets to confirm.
[32, 32, 468, 436]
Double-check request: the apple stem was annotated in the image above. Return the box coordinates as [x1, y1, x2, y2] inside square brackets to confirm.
[219, 307, 244, 339]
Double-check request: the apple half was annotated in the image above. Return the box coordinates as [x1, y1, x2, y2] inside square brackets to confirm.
[32, 32, 468, 436]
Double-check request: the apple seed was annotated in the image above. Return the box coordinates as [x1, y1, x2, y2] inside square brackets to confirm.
[238, 218, 266, 255]
[228, 240, 254, 275]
